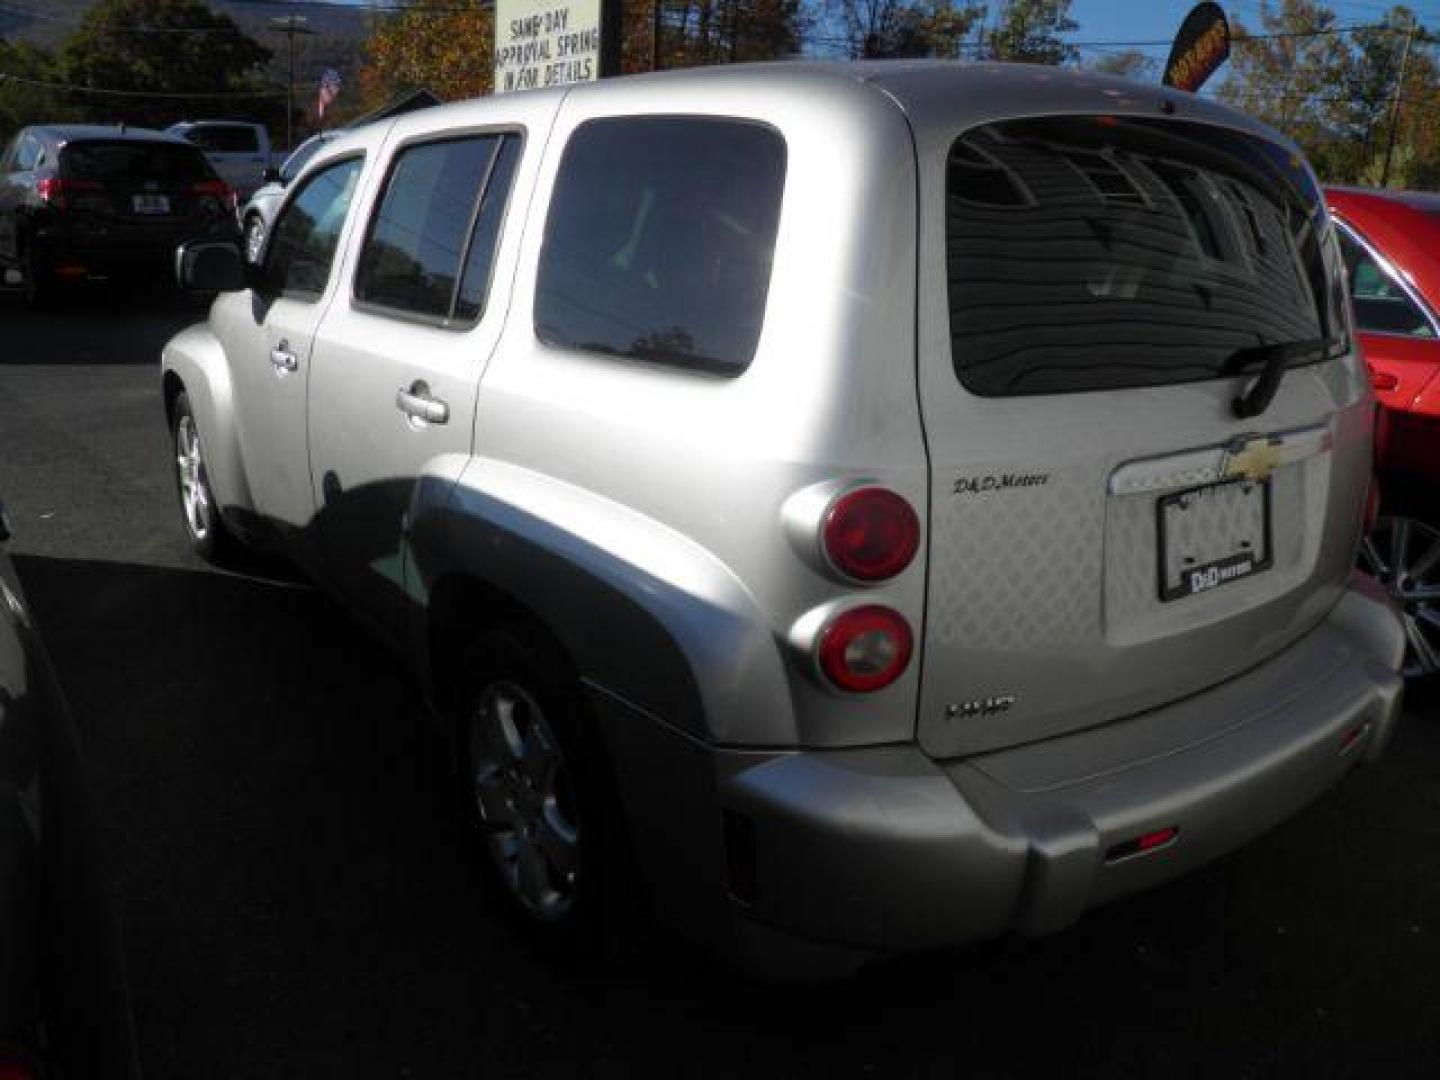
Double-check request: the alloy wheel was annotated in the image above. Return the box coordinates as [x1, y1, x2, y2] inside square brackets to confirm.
[1359, 515, 1440, 679]
[175, 414, 212, 542]
[468, 679, 580, 921]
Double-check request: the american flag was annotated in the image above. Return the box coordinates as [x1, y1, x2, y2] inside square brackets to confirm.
[316, 68, 342, 120]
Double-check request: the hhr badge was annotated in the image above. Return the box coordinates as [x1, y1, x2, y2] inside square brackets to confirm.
[946, 695, 1017, 720]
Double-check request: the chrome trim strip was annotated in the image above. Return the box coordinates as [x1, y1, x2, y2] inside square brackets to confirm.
[1109, 423, 1332, 496]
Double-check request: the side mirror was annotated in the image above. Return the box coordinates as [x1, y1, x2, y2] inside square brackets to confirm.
[262, 166, 282, 186]
[175, 240, 248, 293]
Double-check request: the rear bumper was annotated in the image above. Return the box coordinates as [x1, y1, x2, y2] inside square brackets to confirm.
[598, 574, 1404, 967]
[30, 221, 238, 280]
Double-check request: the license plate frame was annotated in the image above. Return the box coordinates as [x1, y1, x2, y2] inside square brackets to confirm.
[131, 193, 171, 215]
[1157, 478, 1273, 602]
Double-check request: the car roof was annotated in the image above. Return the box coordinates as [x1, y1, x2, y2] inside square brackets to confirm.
[31, 124, 193, 147]
[167, 120, 260, 128]
[1326, 185, 1440, 305]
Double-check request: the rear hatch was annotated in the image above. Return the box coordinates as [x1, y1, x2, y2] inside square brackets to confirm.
[57, 139, 227, 237]
[914, 111, 1371, 759]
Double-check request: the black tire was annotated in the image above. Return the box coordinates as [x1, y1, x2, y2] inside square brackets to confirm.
[170, 391, 238, 563]
[454, 623, 633, 961]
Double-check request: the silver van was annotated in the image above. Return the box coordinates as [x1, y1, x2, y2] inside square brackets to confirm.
[161, 62, 1405, 977]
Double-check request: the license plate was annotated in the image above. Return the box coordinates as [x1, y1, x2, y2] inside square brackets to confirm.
[1158, 479, 1272, 601]
[131, 194, 170, 215]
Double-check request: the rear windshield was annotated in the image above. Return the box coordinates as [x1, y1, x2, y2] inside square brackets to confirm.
[60, 141, 214, 185]
[946, 117, 1341, 397]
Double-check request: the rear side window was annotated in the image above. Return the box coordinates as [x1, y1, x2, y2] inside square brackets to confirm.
[535, 117, 786, 374]
[354, 133, 520, 325]
[946, 117, 1342, 396]
[185, 126, 259, 153]
[60, 142, 213, 184]
[1337, 226, 1435, 338]
[265, 156, 364, 302]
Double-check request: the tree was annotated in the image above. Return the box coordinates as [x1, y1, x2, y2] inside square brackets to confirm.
[830, 0, 983, 59]
[0, 40, 80, 145]
[359, 0, 493, 105]
[1218, 0, 1348, 139]
[643, 0, 806, 70]
[60, 0, 273, 129]
[1087, 48, 1157, 81]
[985, 0, 1078, 65]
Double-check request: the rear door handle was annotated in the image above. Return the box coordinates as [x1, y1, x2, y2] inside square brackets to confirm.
[270, 341, 298, 373]
[396, 381, 449, 425]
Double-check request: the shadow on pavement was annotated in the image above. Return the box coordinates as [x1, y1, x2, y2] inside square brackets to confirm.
[0, 288, 207, 367]
[12, 553, 1440, 1078]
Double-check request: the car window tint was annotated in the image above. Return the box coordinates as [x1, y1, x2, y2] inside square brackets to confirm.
[946, 116, 1337, 397]
[266, 156, 364, 302]
[355, 135, 508, 322]
[1337, 226, 1435, 338]
[186, 126, 258, 153]
[535, 117, 786, 374]
[60, 142, 213, 184]
[16, 135, 39, 171]
[454, 135, 521, 322]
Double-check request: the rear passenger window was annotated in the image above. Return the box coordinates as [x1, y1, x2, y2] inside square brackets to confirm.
[265, 156, 364, 302]
[355, 133, 520, 325]
[1337, 226, 1435, 338]
[535, 117, 786, 374]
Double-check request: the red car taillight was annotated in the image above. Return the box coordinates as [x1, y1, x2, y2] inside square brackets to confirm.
[1367, 363, 1400, 392]
[191, 179, 236, 214]
[35, 176, 101, 209]
[817, 605, 913, 692]
[821, 487, 920, 582]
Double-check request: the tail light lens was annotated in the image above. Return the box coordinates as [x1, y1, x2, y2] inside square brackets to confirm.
[817, 605, 913, 692]
[192, 179, 236, 214]
[35, 176, 101, 209]
[821, 487, 920, 582]
[1367, 363, 1400, 392]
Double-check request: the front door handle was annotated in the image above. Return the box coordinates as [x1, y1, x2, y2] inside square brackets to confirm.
[270, 340, 298, 373]
[396, 381, 449, 425]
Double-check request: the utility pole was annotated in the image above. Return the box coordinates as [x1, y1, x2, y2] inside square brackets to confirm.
[268, 14, 315, 154]
[1381, 20, 1417, 189]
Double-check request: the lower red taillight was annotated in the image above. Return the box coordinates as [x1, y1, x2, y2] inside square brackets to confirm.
[1367, 363, 1400, 392]
[1105, 825, 1179, 863]
[192, 179, 237, 212]
[817, 605, 913, 692]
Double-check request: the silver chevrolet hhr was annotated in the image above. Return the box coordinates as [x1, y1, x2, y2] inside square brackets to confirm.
[161, 61, 1405, 977]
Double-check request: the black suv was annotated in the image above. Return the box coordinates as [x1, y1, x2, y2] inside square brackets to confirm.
[0, 124, 240, 306]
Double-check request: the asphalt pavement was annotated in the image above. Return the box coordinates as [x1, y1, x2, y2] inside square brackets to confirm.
[1, 287, 1438, 1079]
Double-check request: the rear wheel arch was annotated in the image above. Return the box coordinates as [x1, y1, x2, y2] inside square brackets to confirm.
[162, 370, 186, 429]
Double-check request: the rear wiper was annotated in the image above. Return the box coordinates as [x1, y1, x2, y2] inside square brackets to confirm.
[1226, 337, 1341, 419]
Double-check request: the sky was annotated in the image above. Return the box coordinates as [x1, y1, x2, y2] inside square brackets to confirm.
[1071, 0, 1436, 66]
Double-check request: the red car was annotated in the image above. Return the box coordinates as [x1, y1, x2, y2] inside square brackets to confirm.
[1327, 186, 1440, 677]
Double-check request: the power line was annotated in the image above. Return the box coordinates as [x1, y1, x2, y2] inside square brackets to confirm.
[0, 71, 284, 99]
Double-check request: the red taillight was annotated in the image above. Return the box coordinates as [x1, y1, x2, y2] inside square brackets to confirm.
[192, 179, 236, 212]
[1105, 825, 1179, 863]
[35, 176, 101, 209]
[1367, 364, 1400, 393]
[821, 487, 920, 582]
[817, 605, 913, 692]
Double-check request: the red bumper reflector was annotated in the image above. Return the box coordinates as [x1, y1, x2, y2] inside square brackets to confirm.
[1105, 826, 1179, 863]
[1341, 722, 1370, 752]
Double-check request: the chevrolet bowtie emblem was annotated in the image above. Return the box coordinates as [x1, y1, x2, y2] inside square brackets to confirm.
[1221, 436, 1283, 482]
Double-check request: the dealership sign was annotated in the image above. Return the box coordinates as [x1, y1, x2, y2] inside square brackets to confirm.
[494, 0, 602, 94]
